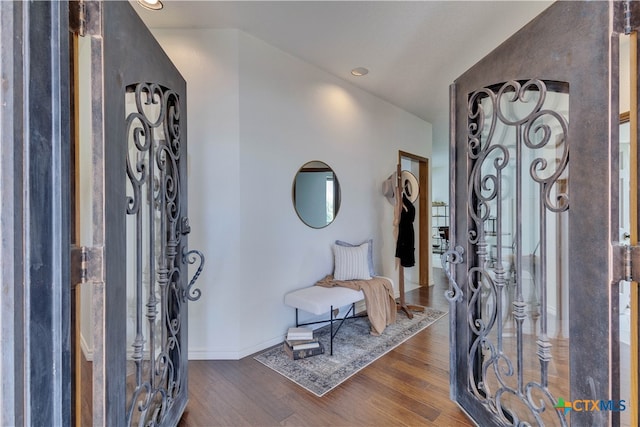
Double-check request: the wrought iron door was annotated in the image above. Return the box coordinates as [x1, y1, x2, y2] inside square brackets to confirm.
[82, 2, 203, 425]
[447, 2, 623, 425]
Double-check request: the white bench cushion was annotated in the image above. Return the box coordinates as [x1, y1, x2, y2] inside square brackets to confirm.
[284, 276, 394, 316]
[284, 285, 364, 315]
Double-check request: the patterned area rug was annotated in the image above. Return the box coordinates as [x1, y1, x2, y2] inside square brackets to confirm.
[254, 307, 447, 397]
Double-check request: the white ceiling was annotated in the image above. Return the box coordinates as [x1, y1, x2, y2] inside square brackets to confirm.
[133, 0, 553, 152]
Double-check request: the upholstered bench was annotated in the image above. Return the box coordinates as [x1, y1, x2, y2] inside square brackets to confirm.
[284, 276, 394, 355]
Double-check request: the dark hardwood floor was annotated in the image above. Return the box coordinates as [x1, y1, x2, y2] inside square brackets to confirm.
[179, 270, 473, 427]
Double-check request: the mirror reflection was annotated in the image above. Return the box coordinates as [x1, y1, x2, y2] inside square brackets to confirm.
[292, 161, 341, 228]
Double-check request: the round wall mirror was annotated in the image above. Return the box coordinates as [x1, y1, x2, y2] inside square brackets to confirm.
[292, 161, 341, 228]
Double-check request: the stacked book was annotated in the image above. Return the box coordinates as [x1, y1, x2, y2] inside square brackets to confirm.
[284, 327, 324, 360]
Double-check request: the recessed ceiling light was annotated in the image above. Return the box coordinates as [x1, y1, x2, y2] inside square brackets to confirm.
[351, 67, 369, 77]
[138, 0, 163, 11]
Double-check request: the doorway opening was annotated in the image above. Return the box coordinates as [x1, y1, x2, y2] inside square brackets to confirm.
[398, 150, 430, 290]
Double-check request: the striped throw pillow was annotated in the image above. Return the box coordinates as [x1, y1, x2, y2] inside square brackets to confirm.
[335, 239, 375, 276]
[333, 242, 372, 281]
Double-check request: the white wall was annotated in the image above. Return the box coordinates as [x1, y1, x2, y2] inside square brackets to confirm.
[151, 28, 431, 359]
[431, 164, 449, 205]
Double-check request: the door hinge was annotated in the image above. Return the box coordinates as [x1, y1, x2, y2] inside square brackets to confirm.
[69, 0, 86, 36]
[622, 245, 640, 282]
[621, 0, 640, 35]
[624, 0, 632, 34]
[71, 245, 103, 286]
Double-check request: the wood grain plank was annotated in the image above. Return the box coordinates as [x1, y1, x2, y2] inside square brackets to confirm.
[178, 271, 474, 426]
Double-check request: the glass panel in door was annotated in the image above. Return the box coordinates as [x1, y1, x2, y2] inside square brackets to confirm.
[124, 83, 189, 425]
[465, 80, 570, 425]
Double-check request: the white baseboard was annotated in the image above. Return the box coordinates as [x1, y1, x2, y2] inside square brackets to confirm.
[188, 334, 285, 360]
[188, 349, 244, 360]
[404, 280, 421, 292]
[83, 327, 283, 361]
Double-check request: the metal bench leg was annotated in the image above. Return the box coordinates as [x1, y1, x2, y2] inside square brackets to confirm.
[293, 302, 365, 356]
[330, 305, 334, 355]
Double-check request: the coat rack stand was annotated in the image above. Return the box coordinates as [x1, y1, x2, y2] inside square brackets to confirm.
[395, 162, 425, 319]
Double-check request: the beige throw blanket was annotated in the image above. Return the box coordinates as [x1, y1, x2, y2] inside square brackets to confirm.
[315, 275, 397, 335]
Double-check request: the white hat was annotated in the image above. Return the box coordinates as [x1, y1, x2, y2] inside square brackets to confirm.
[400, 170, 419, 204]
[382, 170, 419, 205]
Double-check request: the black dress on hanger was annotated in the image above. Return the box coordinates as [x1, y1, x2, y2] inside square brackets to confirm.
[395, 193, 415, 268]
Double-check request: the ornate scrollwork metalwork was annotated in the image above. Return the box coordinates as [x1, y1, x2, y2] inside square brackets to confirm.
[183, 248, 205, 302]
[124, 82, 204, 426]
[442, 245, 464, 302]
[463, 79, 569, 425]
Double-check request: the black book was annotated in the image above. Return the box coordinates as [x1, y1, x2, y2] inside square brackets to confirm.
[283, 341, 325, 360]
